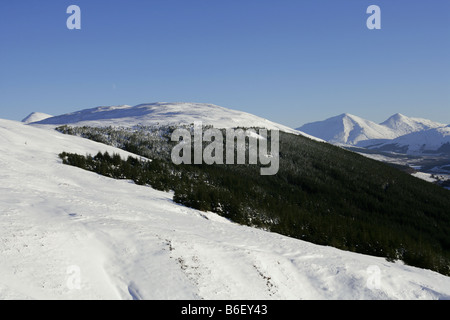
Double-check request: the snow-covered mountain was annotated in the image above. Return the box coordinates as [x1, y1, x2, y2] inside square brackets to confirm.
[1, 118, 450, 300]
[21, 112, 53, 124]
[368, 125, 450, 155]
[29, 102, 321, 140]
[297, 113, 397, 146]
[380, 113, 445, 137]
[297, 113, 447, 153]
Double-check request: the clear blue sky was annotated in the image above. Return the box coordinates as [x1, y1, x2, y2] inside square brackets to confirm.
[0, 0, 449, 127]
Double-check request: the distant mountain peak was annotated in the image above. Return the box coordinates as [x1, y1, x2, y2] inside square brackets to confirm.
[297, 113, 394, 145]
[385, 113, 407, 121]
[337, 113, 358, 119]
[380, 113, 445, 136]
[298, 112, 447, 147]
[21, 112, 53, 124]
[380, 113, 408, 128]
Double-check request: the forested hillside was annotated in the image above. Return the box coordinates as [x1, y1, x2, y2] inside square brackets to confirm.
[57, 125, 450, 276]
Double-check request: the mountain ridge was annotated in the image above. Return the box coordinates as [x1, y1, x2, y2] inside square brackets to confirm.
[28, 102, 323, 141]
[369, 125, 450, 155]
[298, 113, 397, 146]
[297, 113, 447, 154]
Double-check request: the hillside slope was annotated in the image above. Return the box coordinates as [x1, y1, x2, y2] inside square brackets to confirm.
[1, 119, 450, 299]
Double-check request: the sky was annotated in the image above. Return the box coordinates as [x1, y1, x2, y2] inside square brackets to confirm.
[0, 0, 449, 128]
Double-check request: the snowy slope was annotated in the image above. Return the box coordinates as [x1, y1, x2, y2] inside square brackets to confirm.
[1, 118, 450, 300]
[30, 102, 322, 141]
[21, 112, 53, 124]
[297, 113, 447, 149]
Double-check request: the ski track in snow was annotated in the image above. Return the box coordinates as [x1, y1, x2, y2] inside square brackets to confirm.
[1, 119, 450, 300]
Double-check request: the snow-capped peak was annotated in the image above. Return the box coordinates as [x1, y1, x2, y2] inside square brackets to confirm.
[380, 113, 445, 136]
[298, 112, 447, 147]
[28, 102, 324, 141]
[297, 113, 396, 146]
[21, 112, 53, 124]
